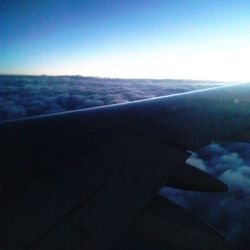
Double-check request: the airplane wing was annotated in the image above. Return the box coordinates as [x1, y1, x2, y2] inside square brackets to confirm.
[1, 82, 250, 249]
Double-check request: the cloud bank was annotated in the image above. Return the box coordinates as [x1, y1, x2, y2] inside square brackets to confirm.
[0, 75, 225, 122]
[160, 142, 250, 249]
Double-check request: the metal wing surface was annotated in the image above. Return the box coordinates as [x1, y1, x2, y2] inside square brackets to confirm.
[1, 83, 250, 249]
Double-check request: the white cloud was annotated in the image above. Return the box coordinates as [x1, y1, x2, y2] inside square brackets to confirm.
[162, 142, 250, 248]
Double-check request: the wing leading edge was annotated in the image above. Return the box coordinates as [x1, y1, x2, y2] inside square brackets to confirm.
[1, 83, 250, 249]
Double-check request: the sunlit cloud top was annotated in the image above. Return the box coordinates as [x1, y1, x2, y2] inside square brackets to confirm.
[1, 0, 250, 81]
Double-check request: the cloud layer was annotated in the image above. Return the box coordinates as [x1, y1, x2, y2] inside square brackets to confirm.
[160, 142, 250, 249]
[0, 75, 224, 122]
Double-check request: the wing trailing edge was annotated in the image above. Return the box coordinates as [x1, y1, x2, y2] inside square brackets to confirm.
[127, 196, 229, 250]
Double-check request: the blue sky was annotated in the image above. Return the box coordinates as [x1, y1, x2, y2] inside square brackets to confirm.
[1, 0, 250, 81]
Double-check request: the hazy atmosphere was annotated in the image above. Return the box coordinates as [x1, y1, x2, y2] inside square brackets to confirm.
[1, 0, 250, 81]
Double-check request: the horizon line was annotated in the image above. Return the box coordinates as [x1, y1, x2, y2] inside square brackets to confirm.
[0, 73, 235, 83]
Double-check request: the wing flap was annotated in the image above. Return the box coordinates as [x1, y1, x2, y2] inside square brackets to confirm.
[0, 128, 189, 249]
[127, 196, 229, 250]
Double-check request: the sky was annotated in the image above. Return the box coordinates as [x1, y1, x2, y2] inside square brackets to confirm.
[1, 0, 250, 81]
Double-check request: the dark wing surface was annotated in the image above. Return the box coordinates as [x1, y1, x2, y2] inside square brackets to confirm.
[1, 83, 250, 249]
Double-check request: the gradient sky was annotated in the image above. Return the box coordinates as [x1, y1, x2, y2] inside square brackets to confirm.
[1, 0, 250, 81]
